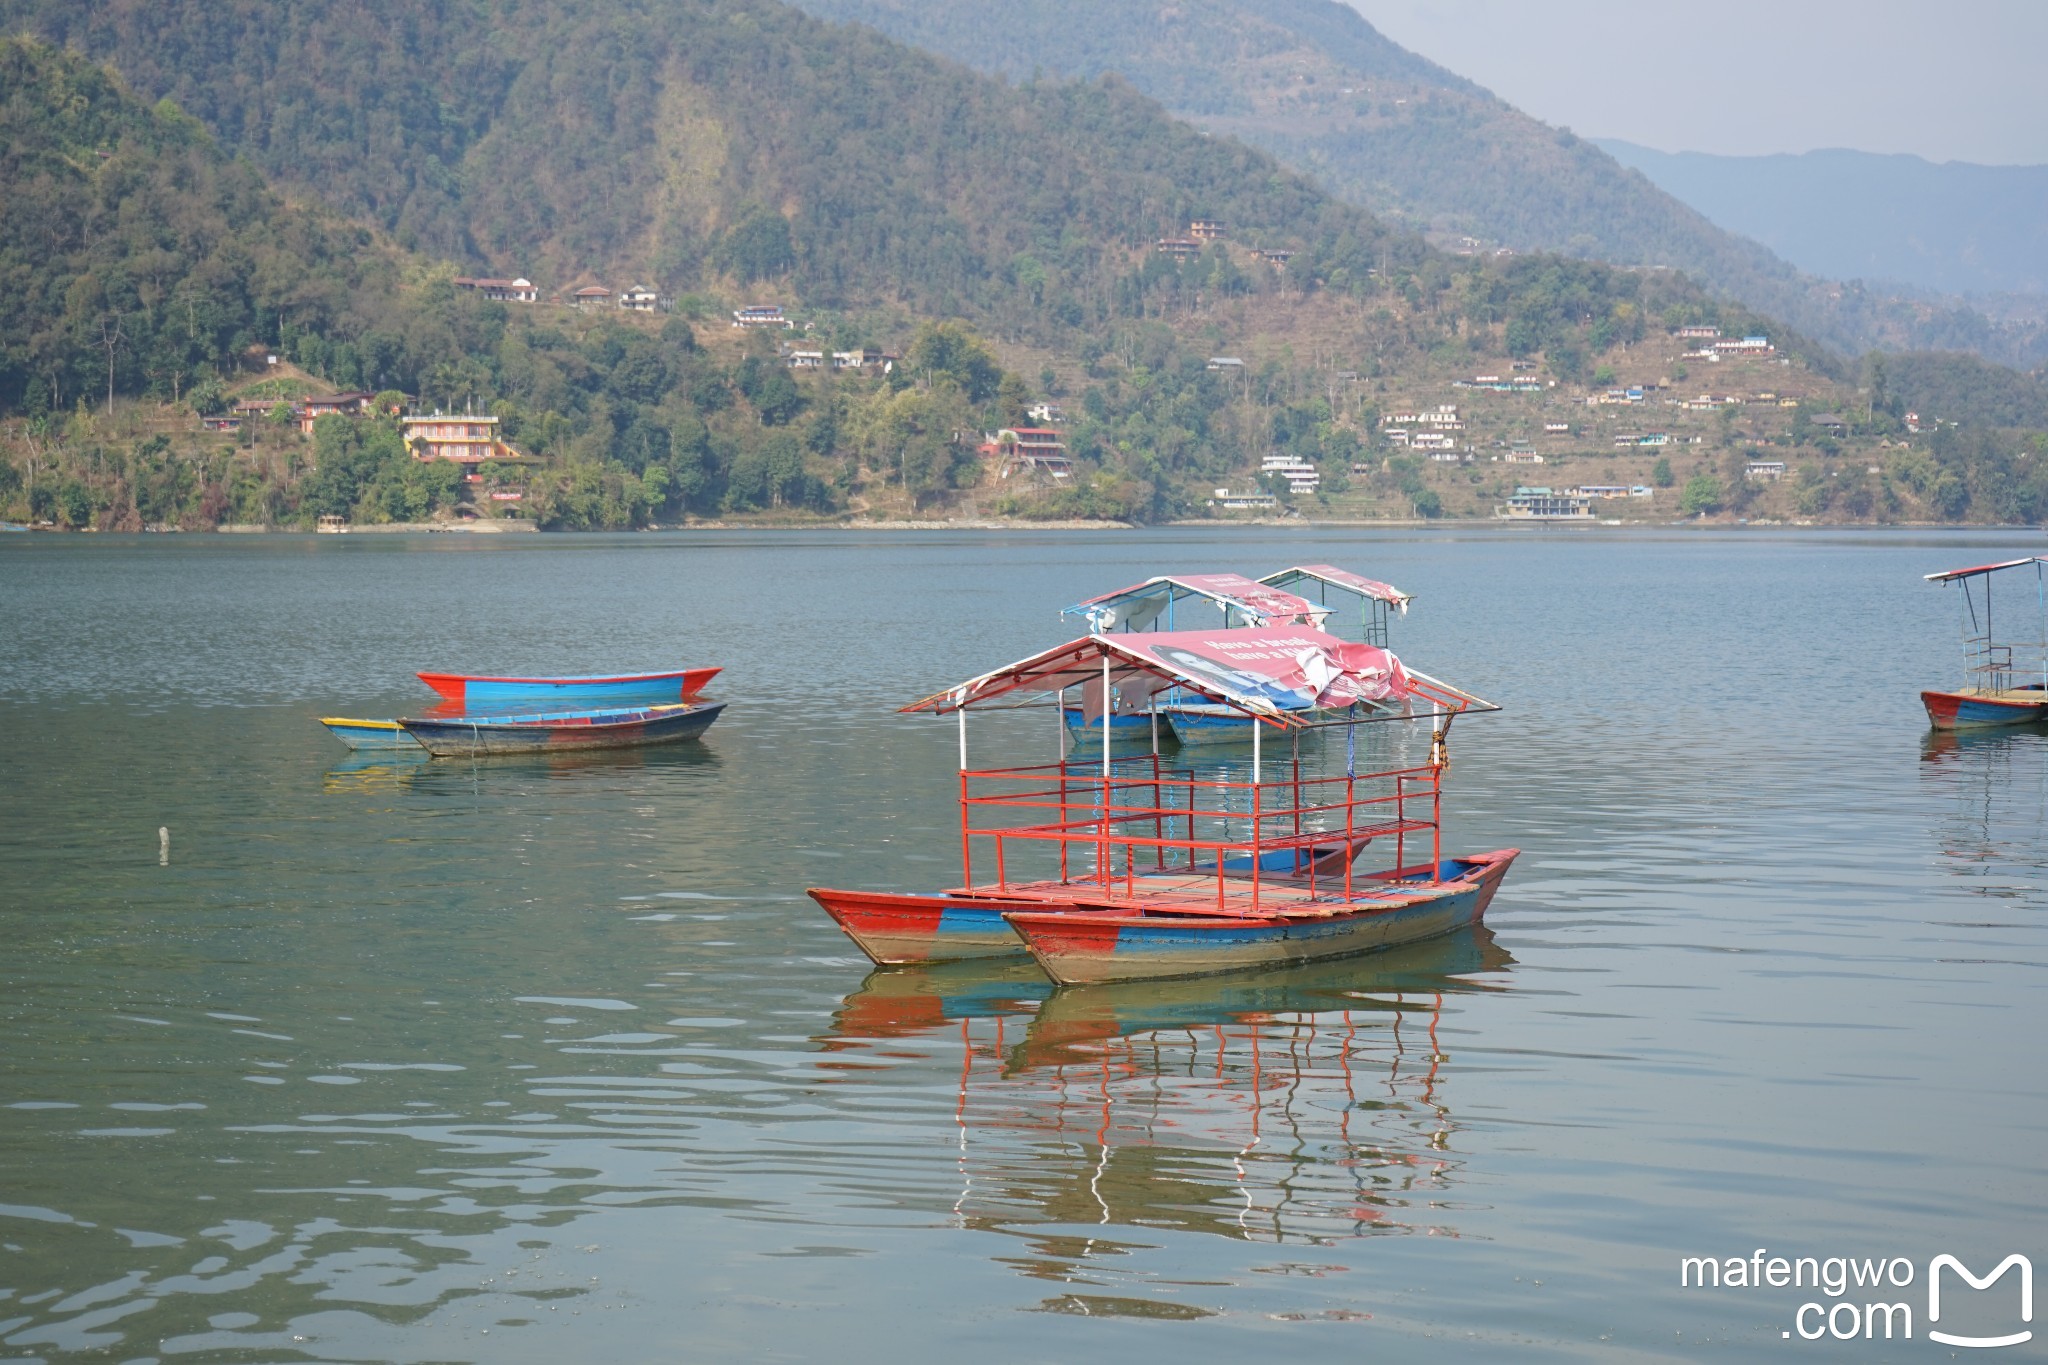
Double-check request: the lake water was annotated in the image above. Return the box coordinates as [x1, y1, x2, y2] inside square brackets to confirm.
[1, 528, 2044, 1361]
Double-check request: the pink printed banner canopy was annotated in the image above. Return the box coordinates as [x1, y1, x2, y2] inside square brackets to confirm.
[902, 628, 1472, 727]
[1260, 564, 1413, 610]
[1062, 573, 1331, 633]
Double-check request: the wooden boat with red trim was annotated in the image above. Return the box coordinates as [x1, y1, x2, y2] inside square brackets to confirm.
[416, 666, 721, 708]
[1004, 849, 1517, 986]
[1921, 557, 2048, 729]
[398, 700, 724, 756]
[810, 832, 1375, 964]
[810, 623, 1513, 982]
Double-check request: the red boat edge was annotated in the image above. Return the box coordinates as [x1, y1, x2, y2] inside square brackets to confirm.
[416, 666, 722, 704]
[807, 887, 1053, 964]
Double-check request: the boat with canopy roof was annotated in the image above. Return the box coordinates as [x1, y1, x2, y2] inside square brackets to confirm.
[1057, 572, 1326, 741]
[1921, 557, 2048, 729]
[1258, 565, 1413, 646]
[1060, 567, 1414, 744]
[807, 625, 1515, 983]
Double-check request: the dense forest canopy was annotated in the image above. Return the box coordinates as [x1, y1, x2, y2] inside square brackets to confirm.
[0, 0, 1426, 315]
[1881, 352, 2048, 430]
[0, 38, 386, 417]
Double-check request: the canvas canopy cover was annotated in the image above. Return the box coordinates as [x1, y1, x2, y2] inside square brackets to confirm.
[903, 628, 1442, 726]
[1062, 573, 1330, 634]
[1260, 564, 1412, 611]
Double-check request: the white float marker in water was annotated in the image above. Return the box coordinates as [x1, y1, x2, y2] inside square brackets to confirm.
[159, 826, 169, 866]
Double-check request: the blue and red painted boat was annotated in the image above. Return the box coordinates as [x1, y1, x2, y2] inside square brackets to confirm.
[1921, 557, 2048, 730]
[1003, 850, 1517, 986]
[809, 832, 1378, 964]
[416, 666, 721, 709]
[810, 625, 1510, 982]
[398, 700, 725, 756]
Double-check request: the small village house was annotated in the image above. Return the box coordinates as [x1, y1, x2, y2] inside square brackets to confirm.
[1498, 487, 1593, 521]
[296, 391, 376, 435]
[980, 428, 1072, 481]
[454, 277, 539, 303]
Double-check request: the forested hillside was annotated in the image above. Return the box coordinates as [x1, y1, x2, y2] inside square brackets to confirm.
[1883, 353, 2048, 430]
[2, 8, 2044, 534]
[0, 0, 1424, 321]
[789, 0, 2048, 368]
[0, 38, 390, 419]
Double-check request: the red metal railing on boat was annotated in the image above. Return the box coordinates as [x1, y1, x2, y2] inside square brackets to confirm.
[955, 744, 1447, 916]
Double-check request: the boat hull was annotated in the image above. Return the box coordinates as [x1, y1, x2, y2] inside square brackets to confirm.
[320, 717, 422, 750]
[1159, 702, 1367, 744]
[417, 667, 721, 707]
[1061, 707, 1159, 740]
[807, 888, 1053, 963]
[1006, 849, 1519, 985]
[808, 837, 1431, 966]
[1921, 687, 2048, 730]
[399, 701, 724, 756]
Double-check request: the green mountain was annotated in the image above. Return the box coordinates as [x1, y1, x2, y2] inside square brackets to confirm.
[784, 0, 2048, 367]
[0, 0, 1424, 318]
[0, 36, 387, 417]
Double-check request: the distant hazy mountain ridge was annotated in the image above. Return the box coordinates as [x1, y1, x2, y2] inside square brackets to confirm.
[1594, 141, 2048, 300]
[792, 0, 2048, 367]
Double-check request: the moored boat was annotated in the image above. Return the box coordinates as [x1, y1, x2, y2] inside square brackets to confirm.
[398, 700, 725, 756]
[319, 717, 423, 750]
[1059, 572, 1328, 742]
[416, 666, 721, 708]
[1057, 568, 1417, 744]
[1003, 849, 1519, 986]
[809, 832, 1378, 964]
[811, 624, 1508, 982]
[1921, 557, 2048, 729]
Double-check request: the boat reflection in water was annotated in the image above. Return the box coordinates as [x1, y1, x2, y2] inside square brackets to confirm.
[820, 928, 1514, 1260]
[1919, 723, 2048, 885]
[321, 735, 721, 794]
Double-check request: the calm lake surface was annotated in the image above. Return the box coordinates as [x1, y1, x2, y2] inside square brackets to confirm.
[1, 527, 2044, 1361]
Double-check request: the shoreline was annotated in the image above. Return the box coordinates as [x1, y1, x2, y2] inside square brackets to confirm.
[8, 516, 2042, 535]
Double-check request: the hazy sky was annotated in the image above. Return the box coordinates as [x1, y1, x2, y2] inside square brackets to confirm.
[1351, 0, 2048, 165]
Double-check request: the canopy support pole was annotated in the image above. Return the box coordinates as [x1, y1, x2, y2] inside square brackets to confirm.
[1100, 654, 1112, 885]
[1101, 656, 1112, 780]
[957, 707, 967, 771]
